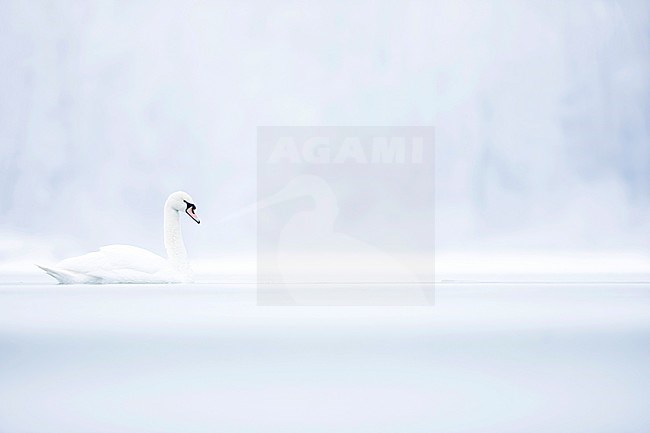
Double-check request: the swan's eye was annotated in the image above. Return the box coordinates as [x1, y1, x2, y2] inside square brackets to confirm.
[184, 200, 196, 211]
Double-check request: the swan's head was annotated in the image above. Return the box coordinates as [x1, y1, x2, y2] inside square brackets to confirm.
[166, 191, 200, 224]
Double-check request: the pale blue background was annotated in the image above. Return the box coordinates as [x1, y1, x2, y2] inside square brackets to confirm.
[0, 0, 648, 262]
[1, 3, 649, 432]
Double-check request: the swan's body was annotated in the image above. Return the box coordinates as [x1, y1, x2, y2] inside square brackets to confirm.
[38, 191, 200, 284]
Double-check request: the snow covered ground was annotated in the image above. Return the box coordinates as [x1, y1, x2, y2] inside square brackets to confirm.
[0, 277, 649, 433]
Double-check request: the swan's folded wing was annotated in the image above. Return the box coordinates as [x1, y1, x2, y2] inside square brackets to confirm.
[98, 245, 168, 273]
[57, 245, 167, 276]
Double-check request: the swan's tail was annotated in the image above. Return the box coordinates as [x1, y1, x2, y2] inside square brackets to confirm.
[36, 265, 79, 284]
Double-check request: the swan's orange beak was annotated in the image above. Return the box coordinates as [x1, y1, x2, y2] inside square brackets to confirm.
[186, 206, 200, 224]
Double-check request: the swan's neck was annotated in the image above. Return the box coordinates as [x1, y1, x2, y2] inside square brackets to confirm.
[164, 206, 188, 269]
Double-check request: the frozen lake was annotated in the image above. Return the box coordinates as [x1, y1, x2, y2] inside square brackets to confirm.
[1, 280, 649, 433]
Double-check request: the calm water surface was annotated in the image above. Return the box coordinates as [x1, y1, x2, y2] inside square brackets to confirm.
[0, 280, 649, 433]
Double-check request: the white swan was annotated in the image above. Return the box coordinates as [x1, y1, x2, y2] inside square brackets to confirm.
[37, 191, 200, 284]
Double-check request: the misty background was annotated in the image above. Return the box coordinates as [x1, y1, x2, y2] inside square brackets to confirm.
[0, 0, 648, 270]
